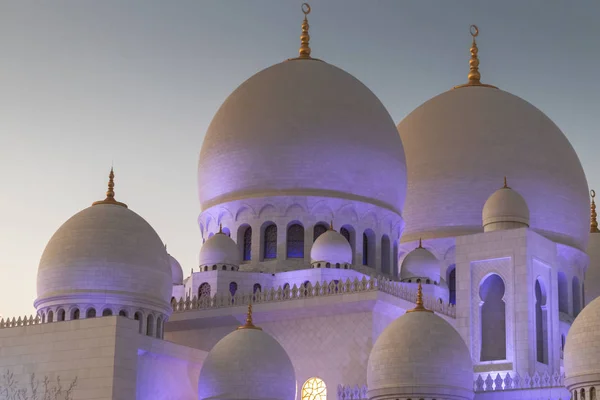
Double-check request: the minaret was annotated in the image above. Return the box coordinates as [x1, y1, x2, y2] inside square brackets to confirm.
[453, 25, 498, 89]
[585, 189, 600, 306]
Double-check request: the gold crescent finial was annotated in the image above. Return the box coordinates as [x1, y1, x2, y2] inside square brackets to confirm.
[92, 167, 128, 208]
[453, 25, 498, 90]
[298, 3, 312, 59]
[237, 303, 262, 330]
[591, 190, 599, 233]
[406, 282, 434, 313]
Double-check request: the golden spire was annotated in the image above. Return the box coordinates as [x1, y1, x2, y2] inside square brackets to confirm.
[406, 282, 434, 313]
[454, 25, 498, 90]
[92, 167, 128, 208]
[237, 303, 262, 331]
[298, 3, 312, 59]
[591, 190, 599, 233]
[503, 176, 509, 189]
[218, 224, 223, 234]
[417, 238, 423, 248]
[329, 220, 334, 230]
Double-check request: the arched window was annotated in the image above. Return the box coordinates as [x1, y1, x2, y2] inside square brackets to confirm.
[71, 308, 80, 321]
[119, 310, 127, 317]
[41, 313, 45, 323]
[381, 235, 390, 274]
[392, 241, 399, 278]
[287, 223, 304, 258]
[156, 317, 163, 339]
[146, 314, 154, 336]
[238, 225, 252, 261]
[263, 223, 277, 259]
[340, 227, 351, 243]
[313, 223, 328, 242]
[591, 387, 596, 400]
[558, 271, 568, 313]
[57, 309, 65, 322]
[102, 309, 113, 317]
[362, 230, 375, 267]
[535, 279, 549, 364]
[229, 282, 238, 297]
[302, 281, 310, 296]
[582, 389, 586, 400]
[302, 377, 327, 400]
[253, 283, 262, 293]
[198, 282, 211, 298]
[134, 312, 143, 333]
[448, 265, 456, 305]
[47, 310, 54, 323]
[480, 274, 506, 361]
[86, 308, 96, 318]
[573, 276, 581, 317]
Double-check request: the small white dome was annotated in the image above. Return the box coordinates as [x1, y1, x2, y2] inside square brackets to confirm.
[35, 203, 172, 313]
[482, 180, 530, 232]
[400, 244, 440, 282]
[168, 253, 184, 285]
[198, 59, 407, 214]
[198, 327, 296, 400]
[199, 232, 241, 268]
[565, 296, 600, 392]
[367, 310, 473, 400]
[310, 229, 352, 265]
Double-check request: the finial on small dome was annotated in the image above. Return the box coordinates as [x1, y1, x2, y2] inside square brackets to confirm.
[237, 303, 262, 331]
[453, 25, 498, 90]
[503, 176, 509, 188]
[298, 3, 312, 59]
[218, 224, 223, 234]
[591, 190, 599, 233]
[407, 282, 434, 313]
[329, 220, 334, 231]
[417, 238, 423, 248]
[92, 167, 128, 208]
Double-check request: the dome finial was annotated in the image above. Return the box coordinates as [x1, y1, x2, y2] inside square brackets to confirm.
[417, 238, 423, 248]
[298, 3, 312, 59]
[92, 167, 128, 208]
[238, 303, 262, 331]
[329, 220, 334, 231]
[407, 282, 434, 313]
[503, 176, 509, 188]
[218, 223, 223, 234]
[453, 25, 498, 90]
[591, 190, 599, 233]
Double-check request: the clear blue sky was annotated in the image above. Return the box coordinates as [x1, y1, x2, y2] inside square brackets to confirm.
[1, 1, 599, 317]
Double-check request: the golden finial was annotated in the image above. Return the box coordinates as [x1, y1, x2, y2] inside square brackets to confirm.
[298, 3, 312, 59]
[503, 176, 509, 188]
[406, 282, 434, 313]
[92, 167, 128, 208]
[237, 303, 262, 331]
[417, 238, 423, 248]
[591, 190, 599, 233]
[454, 25, 498, 90]
[329, 220, 334, 231]
[218, 224, 223, 234]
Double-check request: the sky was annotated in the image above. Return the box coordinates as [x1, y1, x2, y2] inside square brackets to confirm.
[1, 0, 599, 317]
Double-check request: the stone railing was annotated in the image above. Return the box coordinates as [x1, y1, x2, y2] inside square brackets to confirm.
[0, 315, 41, 329]
[474, 371, 564, 392]
[172, 277, 456, 318]
[337, 384, 367, 400]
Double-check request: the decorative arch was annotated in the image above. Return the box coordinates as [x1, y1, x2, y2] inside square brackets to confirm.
[558, 271, 568, 314]
[229, 282, 238, 297]
[237, 224, 252, 261]
[381, 235, 390, 274]
[309, 201, 334, 220]
[70, 308, 80, 321]
[198, 282, 211, 299]
[156, 316, 163, 339]
[262, 222, 277, 260]
[337, 203, 359, 222]
[258, 204, 277, 218]
[287, 222, 304, 258]
[134, 311, 143, 333]
[102, 308, 113, 317]
[86, 308, 96, 318]
[284, 203, 306, 216]
[447, 264, 456, 305]
[146, 314, 154, 336]
[57, 308, 65, 322]
[235, 205, 255, 221]
[47, 310, 54, 323]
[535, 278, 549, 364]
[302, 377, 327, 400]
[573, 276, 581, 317]
[479, 274, 506, 361]
[363, 229, 375, 268]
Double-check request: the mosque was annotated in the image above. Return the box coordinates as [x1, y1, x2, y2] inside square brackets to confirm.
[3, 3, 600, 400]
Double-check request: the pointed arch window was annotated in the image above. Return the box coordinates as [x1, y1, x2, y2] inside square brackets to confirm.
[480, 274, 506, 361]
[198, 282, 211, 299]
[313, 224, 328, 242]
[263, 224, 277, 259]
[243, 226, 252, 261]
[340, 227, 351, 243]
[86, 308, 96, 318]
[287, 223, 304, 258]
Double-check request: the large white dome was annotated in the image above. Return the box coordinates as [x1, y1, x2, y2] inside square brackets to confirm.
[35, 203, 172, 313]
[398, 86, 589, 250]
[198, 59, 407, 214]
[367, 308, 473, 400]
[198, 325, 296, 400]
[565, 296, 600, 392]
